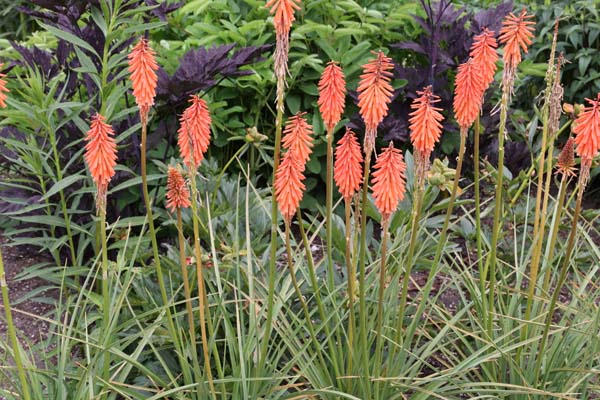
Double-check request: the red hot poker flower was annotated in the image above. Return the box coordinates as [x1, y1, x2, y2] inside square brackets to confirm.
[275, 150, 306, 222]
[372, 143, 406, 220]
[84, 113, 118, 211]
[178, 95, 212, 169]
[357, 51, 394, 156]
[499, 9, 535, 73]
[166, 166, 191, 212]
[410, 86, 444, 157]
[128, 38, 158, 122]
[318, 61, 346, 131]
[573, 94, 600, 165]
[454, 58, 485, 129]
[265, 0, 301, 80]
[470, 28, 498, 90]
[281, 112, 314, 166]
[0, 64, 9, 108]
[334, 128, 363, 200]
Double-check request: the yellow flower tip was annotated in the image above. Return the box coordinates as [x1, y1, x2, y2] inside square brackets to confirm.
[318, 61, 347, 132]
[499, 8, 536, 72]
[275, 150, 306, 223]
[334, 127, 363, 200]
[84, 113, 118, 211]
[166, 166, 191, 212]
[282, 112, 314, 166]
[177, 95, 212, 170]
[128, 37, 159, 122]
[454, 58, 485, 129]
[372, 143, 407, 220]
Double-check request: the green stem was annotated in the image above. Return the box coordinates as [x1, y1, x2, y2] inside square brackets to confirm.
[325, 127, 335, 288]
[296, 210, 341, 385]
[474, 118, 485, 299]
[177, 208, 203, 392]
[0, 247, 31, 400]
[534, 176, 584, 383]
[374, 219, 389, 398]
[541, 175, 569, 293]
[344, 197, 356, 386]
[357, 151, 373, 399]
[261, 76, 286, 373]
[188, 169, 217, 397]
[100, 207, 110, 394]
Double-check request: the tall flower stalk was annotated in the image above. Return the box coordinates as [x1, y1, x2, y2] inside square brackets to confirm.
[487, 9, 535, 331]
[263, 0, 301, 371]
[333, 127, 363, 378]
[355, 51, 393, 382]
[178, 94, 216, 394]
[83, 113, 117, 390]
[371, 143, 406, 395]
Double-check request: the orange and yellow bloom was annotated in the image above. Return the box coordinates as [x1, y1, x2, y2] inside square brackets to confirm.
[128, 38, 158, 123]
[281, 112, 314, 166]
[470, 28, 498, 90]
[573, 94, 600, 167]
[318, 61, 346, 132]
[178, 95, 212, 169]
[334, 128, 363, 200]
[372, 143, 406, 220]
[499, 9, 535, 74]
[166, 166, 191, 212]
[454, 58, 485, 129]
[275, 150, 306, 222]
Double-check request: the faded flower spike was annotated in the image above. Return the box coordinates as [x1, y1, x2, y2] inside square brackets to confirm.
[556, 137, 576, 178]
[469, 28, 498, 90]
[334, 128, 363, 200]
[282, 112, 314, 166]
[266, 0, 301, 80]
[357, 51, 394, 157]
[178, 95, 212, 169]
[128, 38, 159, 123]
[372, 143, 406, 221]
[0, 64, 9, 108]
[166, 166, 191, 212]
[318, 61, 346, 132]
[84, 113, 118, 211]
[275, 150, 306, 222]
[499, 9, 535, 73]
[454, 58, 485, 129]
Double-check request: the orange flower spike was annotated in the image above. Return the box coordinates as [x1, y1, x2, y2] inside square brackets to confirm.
[318, 61, 347, 131]
[499, 9, 536, 72]
[372, 143, 407, 220]
[127, 38, 159, 122]
[166, 166, 191, 212]
[0, 64, 9, 108]
[470, 28, 498, 89]
[84, 113, 118, 209]
[573, 94, 600, 165]
[177, 95, 212, 169]
[265, 0, 301, 39]
[334, 128, 363, 200]
[281, 112, 314, 165]
[454, 58, 485, 129]
[409, 85, 444, 157]
[357, 51, 394, 154]
[275, 151, 306, 222]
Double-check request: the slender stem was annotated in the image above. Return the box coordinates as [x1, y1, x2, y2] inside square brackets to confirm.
[541, 175, 569, 293]
[261, 76, 286, 372]
[100, 207, 111, 393]
[325, 126, 335, 288]
[0, 247, 31, 400]
[188, 170, 216, 397]
[534, 177, 584, 382]
[374, 219, 389, 398]
[474, 118, 485, 299]
[177, 208, 202, 387]
[296, 210, 341, 384]
[284, 221, 330, 379]
[357, 151, 373, 399]
[344, 197, 356, 384]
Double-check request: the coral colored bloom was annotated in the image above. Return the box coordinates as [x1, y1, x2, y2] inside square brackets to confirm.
[372, 143, 406, 220]
[266, 0, 301, 80]
[499, 9, 535, 72]
[275, 150, 306, 222]
[357, 51, 394, 156]
[318, 61, 346, 131]
[556, 137, 576, 178]
[573, 94, 600, 164]
[0, 64, 9, 108]
[334, 128, 363, 200]
[84, 113, 118, 210]
[166, 166, 191, 212]
[410, 86, 444, 157]
[128, 38, 158, 122]
[470, 28, 498, 90]
[178, 95, 212, 169]
[454, 58, 485, 129]
[282, 112, 313, 165]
